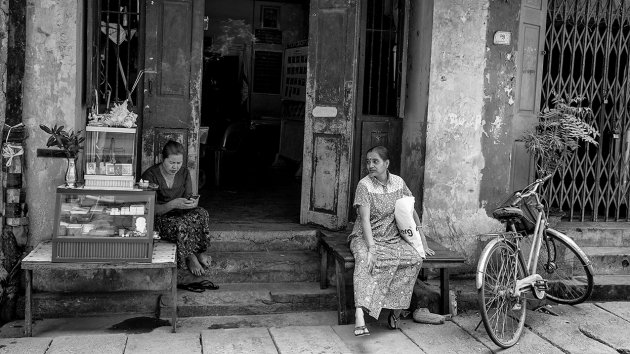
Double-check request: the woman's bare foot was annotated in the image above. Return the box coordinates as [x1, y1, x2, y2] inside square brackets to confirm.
[186, 254, 205, 276]
[196, 252, 211, 268]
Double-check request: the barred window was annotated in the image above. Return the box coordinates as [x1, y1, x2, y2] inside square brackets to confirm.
[87, 1, 144, 112]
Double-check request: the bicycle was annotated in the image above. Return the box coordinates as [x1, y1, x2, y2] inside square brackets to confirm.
[476, 174, 594, 348]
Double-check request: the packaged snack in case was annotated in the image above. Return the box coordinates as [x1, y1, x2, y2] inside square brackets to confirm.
[110, 207, 120, 215]
[121, 207, 131, 215]
[130, 204, 145, 215]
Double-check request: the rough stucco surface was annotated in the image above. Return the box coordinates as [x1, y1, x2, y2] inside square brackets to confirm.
[421, 0, 502, 263]
[23, 0, 78, 245]
[479, 0, 521, 216]
[0, 0, 8, 126]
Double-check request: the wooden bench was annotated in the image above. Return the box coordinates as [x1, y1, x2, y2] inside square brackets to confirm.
[21, 240, 177, 336]
[319, 231, 466, 325]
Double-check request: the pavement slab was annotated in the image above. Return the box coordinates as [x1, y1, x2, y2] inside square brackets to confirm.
[523, 304, 617, 354]
[596, 301, 630, 322]
[46, 334, 127, 354]
[332, 321, 422, 353]
[201, 328, 277, 354]
[399, 319, 490, 353]
[269, 325, 351, 354]
[0, 337, 52, 354]
[453, 312, 563, 353]
[125, 333, 201, 354]
[572, 303, 630, 353]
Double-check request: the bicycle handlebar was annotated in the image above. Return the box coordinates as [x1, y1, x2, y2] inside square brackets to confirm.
[511, 174, 552, 206]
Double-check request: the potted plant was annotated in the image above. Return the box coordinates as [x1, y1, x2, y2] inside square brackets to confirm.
[40, 124, 85, 187]
[522, 97, 599, 176]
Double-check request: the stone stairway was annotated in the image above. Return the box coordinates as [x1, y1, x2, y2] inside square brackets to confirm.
[24, 224, 337, 319]
[555, 222, 630, 300]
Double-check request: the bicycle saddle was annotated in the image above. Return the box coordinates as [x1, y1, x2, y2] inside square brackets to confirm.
[492, 207, 524, 221]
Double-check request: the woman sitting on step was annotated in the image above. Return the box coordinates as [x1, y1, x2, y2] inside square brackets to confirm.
[141, 140, 212, 277]
[350, 145, 435, 337]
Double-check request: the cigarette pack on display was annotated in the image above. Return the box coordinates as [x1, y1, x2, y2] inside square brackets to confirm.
[84, 126, 137, 189]
[52, 187, 155, 262]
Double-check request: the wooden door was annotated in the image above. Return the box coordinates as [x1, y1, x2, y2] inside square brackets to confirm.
[141, 0, 204, 191]
[352, 0, 407, 209]
[511, 0, 547, 191]
[300, 0, 361, 229]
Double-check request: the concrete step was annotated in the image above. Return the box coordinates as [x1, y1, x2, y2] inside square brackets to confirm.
[171, 282, 337, 317]
[203, 250, 320, 283]
[33, 249, 321, 292]
[592, 275, 630, 301]
[582, 247, 630, 275]
[207, 225, 319, 252]
[555, 222, 630, 247]
[19, 282, 337, 319]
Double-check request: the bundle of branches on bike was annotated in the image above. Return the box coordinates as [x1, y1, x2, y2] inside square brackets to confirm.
[522, 97, 599, 175]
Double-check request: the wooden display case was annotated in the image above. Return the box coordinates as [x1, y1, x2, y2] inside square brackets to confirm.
[52, 187, 155, 262]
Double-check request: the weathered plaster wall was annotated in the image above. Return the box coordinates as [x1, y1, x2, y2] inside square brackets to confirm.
[0, 0, 7, 128]
[23, 0, 81, 246]
[479, 0, 521, 215]
[421, 0, 502, 263]
[400, 0, 433, 207]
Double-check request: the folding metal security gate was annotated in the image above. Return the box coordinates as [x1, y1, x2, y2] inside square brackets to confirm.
[542, 0, 630, 221]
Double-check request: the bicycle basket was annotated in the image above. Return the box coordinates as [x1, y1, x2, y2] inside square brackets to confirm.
[498, 191, 538, 233]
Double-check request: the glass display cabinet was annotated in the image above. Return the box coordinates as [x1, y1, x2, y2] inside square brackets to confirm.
[52, 187, 155, 262]
[84, 126, 137, 189]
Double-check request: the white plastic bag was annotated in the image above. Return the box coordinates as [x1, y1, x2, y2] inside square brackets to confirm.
[394, 196, 426, 258]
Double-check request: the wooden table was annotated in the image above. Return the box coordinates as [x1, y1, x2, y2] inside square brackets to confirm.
[21, 240, 177, 336]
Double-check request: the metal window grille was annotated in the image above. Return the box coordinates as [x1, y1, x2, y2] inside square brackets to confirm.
[362, 0, 406, 117]
[542, 0, 630, 221]
[88, 0, 143, 111]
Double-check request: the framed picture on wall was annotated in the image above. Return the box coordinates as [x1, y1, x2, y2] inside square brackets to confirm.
[261, 6, 280, 29]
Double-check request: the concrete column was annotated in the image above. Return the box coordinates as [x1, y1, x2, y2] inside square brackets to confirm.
[421, 0, 502, 262]
[23, 1, 83, 246]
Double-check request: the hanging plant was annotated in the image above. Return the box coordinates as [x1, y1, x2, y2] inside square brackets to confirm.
[521, 97, 599, 176]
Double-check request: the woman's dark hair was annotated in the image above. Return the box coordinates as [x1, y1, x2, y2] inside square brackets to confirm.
[367, 145, 390, 161]
[162, 140, 185, 159]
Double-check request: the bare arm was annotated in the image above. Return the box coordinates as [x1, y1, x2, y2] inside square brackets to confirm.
[154, 197, 198, 216]
[358, 205, 375, 248]
[413, 209, 435, 256]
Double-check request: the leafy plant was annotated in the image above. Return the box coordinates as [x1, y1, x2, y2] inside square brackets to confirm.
[39, 124, 85, 159]
[522, 97, 599, 176]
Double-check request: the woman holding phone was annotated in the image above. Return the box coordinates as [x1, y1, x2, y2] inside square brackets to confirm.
[141, 140, 213, 277]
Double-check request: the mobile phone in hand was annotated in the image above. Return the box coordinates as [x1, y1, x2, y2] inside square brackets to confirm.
[188, 195, 200, 200]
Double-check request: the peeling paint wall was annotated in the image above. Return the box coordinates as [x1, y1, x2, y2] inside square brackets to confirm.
[0, 0, 8, 128]
[23, 0, 81, 246]
[421, 0, 503, 263]
[400, 0, 433, 207]
[479, 0, 521, 217]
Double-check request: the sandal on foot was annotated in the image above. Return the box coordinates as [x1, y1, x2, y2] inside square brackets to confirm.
[387, 311, 400, 329]
[354, 326, 370, 337]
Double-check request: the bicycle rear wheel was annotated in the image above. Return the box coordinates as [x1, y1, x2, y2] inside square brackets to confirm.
[537, 228, 594, 305]
[478, 240, 527, 348]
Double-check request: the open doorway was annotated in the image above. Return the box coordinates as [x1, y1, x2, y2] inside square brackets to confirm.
[198, 0, 309, 224]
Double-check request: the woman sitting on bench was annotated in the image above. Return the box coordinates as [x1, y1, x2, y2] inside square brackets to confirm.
[142, 140, 213, 277]
[350, 146, 434, 337]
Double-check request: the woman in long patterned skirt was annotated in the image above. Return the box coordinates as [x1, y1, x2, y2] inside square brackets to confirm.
[350, 146, 434, 336]
[142, 140, 212, 277]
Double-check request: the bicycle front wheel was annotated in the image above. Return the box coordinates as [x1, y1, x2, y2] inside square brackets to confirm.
[537, 228, 594, 305]
[478, 240, 527, 348]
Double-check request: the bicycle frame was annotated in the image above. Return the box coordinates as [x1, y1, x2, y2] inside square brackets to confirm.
[476, 176, 550, 297]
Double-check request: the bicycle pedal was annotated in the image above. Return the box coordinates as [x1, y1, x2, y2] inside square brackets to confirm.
[534, 280, 548, 291]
